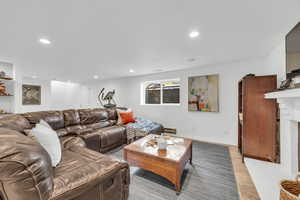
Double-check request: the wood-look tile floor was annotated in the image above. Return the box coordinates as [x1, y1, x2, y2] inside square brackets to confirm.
[229, 146, 260, 200]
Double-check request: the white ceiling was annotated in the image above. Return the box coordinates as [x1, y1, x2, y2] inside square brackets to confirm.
[0, 0, 300, 82]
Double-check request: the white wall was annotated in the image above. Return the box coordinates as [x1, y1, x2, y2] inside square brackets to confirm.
[90, 57, 282, 146]
[50, 81, 91, 110]
[11, 64, 90, 113]
[264, 40, 286, 82]
[14, 79, 91, 113]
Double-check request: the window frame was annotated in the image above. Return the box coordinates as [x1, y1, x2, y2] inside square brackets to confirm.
[141, 78, 180, 106]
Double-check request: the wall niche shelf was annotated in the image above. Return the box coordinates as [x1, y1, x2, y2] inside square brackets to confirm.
[0, 94, 13, 97]
[0, 113, 13, 118]
[0, 61, 15, 114]
[0, 77, 13, 81]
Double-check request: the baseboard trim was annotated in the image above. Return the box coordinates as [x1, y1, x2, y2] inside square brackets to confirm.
[165, 134, 236, 147]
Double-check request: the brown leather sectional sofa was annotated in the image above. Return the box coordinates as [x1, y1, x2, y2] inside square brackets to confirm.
[0, 108, 130, 200]
[21, 108, 126, 153]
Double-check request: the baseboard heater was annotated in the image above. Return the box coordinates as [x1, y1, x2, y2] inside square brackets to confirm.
[163, 128, 177, 135]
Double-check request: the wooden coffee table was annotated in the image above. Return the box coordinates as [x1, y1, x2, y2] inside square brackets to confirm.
[123, 134, 192, 193]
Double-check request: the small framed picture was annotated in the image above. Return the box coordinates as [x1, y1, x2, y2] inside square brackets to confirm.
[22, 84, 41, 105]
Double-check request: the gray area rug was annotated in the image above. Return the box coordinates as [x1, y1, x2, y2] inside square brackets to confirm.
[106, 141, 239, 200]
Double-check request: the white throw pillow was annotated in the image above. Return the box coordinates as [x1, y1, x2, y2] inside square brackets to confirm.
[30, 122, 62, 167]
[40, 119, 52, 129]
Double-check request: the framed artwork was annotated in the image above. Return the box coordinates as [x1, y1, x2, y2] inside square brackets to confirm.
[22, 84, 41, 105]
[188, 74, 219, 112]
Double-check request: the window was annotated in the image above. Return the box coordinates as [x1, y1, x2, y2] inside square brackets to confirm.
[142, 79, 180, 105]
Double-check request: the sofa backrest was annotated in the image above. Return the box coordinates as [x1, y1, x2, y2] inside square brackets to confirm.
[78, 108, 108, 125]
[0, 114, 31, 133]
[63, 109, 81, 127]
[0, 108, 117, 137]
[22, 111, 65, 130]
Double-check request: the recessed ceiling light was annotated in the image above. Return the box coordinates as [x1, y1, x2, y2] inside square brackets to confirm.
[39, 38, 51, 45]
[31, 75, 37, 79]
[93, 75, 99, 79]
[129, 69, 134, 73]
[186, 58, 196, 62]
[154, 69, 164, 72]
[189, 31, 199, 39]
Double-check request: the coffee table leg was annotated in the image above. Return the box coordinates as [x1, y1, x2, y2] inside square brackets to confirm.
[175, 169, 182, 195]
[175, 180, 181, 195]
[190, 143, 193, 165]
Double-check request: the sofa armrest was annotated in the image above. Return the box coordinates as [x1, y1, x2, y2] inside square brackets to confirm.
[0, 128, 54, 200]
[120, 164, 130, 199]
[60, 135, 86, 149]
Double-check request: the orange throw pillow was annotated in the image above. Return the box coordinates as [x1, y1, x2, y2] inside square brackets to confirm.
[119, 110, 135, 124]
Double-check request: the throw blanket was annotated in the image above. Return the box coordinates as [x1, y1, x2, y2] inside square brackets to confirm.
[126, 117, 163, 139]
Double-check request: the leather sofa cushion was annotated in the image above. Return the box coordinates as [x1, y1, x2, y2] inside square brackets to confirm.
[78, 109, 108, 125]
[86, 121, 111, 130]
[79, 132, 101, 152]
[66, 125, 93, 135]
[106, 108, 118, 120]
[0, 114, 31, 133]
[108, 120, 117, 126]
[56, 128, 69, 137]
[51, 146, 128, 200]
[0, 128, 54, 200]
[78, 125, 125, 152]
[97, 126, 125, 148]
[65, 125, 84, 133]
[22, 111, 65, 130]
[56, 125, 93, 137]
[63, 110, 80, 127]
[60, 136, 86, 149]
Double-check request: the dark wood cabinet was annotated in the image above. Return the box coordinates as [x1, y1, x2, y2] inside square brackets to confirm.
[238, 75, 278, 162]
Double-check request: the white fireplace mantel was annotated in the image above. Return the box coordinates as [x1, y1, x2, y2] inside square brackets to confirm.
[264, 88, 300, 178]
[265, 88, 300, 122]
[265, 88, 300, 99]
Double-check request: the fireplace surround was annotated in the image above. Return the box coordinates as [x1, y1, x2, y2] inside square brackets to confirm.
[265, 87, 300, 177]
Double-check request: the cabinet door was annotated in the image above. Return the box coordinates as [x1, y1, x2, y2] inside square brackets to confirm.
[242, 76, 277, 162]
[238, 81, 243, 153]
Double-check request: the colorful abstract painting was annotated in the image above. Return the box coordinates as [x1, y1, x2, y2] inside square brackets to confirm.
[188, 74, 219, 112]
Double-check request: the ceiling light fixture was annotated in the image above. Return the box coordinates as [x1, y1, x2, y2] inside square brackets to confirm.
[186, 58, 196, 62]
[129, 69, 134, 73]
[31, 75, 37, 79]
[189, 31, 199, 39]
[93, 75, 99, 79]
[154, 69, 164, 72]
[39, 38, 51, 45]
